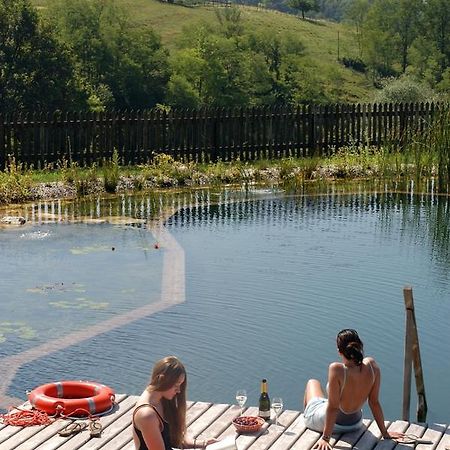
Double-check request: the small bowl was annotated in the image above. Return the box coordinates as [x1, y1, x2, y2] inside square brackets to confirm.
[232, 416, 265, 433]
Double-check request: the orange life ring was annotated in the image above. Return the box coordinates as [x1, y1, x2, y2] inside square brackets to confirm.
[28, 380, 115, 416]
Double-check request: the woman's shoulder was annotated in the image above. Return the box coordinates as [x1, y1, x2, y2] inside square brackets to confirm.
[134, 395, 159, 420]
[363, 356, 380, 371]
[328, 361, 345, 373]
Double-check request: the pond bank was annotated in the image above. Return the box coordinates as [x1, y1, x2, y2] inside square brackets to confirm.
[1, 147, 447, 211]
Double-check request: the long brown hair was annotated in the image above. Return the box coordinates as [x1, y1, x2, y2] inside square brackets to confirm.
[147, 356, 187, 447]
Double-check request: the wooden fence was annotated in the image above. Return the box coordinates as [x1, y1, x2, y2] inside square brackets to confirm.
[0, 102, 443, 169]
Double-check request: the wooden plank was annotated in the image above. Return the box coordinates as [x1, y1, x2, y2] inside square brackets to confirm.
[187, 403, 213, 426]
[120, 439, 135, 450]
[332, 419, 372, 450]
[268, 412, 307, 450]
[349, 419, 390, 450]
[33, 395, 136, 450]
[290, 427, 321, 450]
[96, 424, 133, 450]
[67, 399, 137, 450]
[372, 420, 409, 450]
[434, 424, 450, 450]
[8, 395, 128, 450]
[7, 418, 71, 450]
[416, 423, 447, 450]
[198, 405, 242, 439]
[2, 398, 450, 450]
[246, 410, 300, 450]
[0, 420, 29, 445]
[188, 403, 230, 438]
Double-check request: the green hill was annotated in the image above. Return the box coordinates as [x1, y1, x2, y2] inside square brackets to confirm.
[32, 0, 375, 103]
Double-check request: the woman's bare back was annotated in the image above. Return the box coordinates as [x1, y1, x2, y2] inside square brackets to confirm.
[339, 357, 377, 413]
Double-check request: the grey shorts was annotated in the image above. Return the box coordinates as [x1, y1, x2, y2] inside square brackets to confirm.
[303, 397, 363, 433]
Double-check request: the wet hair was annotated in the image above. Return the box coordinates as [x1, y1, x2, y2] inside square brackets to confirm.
[147, 356, 187, 446]
[337, 329, 364, 366]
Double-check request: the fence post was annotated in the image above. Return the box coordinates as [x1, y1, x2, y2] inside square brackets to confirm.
[0, 113, 4, 170]
[308, 104, 315, 156]
[402, 286, 427, 422]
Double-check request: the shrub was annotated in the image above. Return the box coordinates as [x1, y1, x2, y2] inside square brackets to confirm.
[341, 57, 366, 73]
[373, 76, 439, 104]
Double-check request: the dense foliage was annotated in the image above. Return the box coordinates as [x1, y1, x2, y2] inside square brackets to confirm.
[0, 0, 448, 113]
[0, 0, 79, 111]
[310, 0, 448, 96]
[46, 0, 170, 110]
[167, 8, 327, 107]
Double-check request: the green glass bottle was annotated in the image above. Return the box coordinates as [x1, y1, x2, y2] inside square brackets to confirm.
[258, 379, 271, 421]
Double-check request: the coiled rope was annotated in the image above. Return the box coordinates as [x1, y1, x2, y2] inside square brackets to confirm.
[0, 406, 54, 427]
[0, 400, 115, 427]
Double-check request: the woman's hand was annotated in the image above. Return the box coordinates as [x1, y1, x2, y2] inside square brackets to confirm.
[195, 437, 218, 448]
[383, 431, 405, 441]
[313, 437, 331, 450]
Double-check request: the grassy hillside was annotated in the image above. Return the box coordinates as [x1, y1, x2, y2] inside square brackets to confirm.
[32, 0, 375, 102]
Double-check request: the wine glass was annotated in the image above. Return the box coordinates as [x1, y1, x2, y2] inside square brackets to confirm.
[271, 397, 283, 427]
[235, 389, 247, 415]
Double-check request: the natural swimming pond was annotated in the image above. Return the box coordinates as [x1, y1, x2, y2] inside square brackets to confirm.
[0, 187, 449, 422]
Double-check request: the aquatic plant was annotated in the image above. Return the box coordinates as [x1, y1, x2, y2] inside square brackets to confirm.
[0, 157, 32, 204]
[102, 149, 120, 193]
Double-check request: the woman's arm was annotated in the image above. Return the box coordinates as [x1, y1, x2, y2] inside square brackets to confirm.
[182, 435, 218, 449]
[134, 408, 167, 450]
[313, 363, 341, 450]
[367, 360, 404, 441]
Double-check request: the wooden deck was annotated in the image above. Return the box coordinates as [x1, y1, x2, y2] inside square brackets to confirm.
[0, 395, 449, 450]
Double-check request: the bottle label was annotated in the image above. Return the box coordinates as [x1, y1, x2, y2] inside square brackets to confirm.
[258, 409, 271, 419]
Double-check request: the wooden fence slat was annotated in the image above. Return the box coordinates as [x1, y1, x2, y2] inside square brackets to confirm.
[0, 103, 445, 169]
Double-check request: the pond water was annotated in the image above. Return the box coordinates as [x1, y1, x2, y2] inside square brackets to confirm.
[1, 187, 449, 423]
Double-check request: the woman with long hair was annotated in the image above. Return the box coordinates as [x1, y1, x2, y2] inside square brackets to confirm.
[303, 329, 404, 450]
[132, 356, 216, 450]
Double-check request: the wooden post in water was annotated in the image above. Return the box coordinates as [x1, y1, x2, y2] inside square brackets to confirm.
[402, 286, 428, 422]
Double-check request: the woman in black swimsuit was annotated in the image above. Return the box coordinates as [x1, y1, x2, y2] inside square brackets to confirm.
[132, 356, 216, 450]
[303, 329, 405, 450]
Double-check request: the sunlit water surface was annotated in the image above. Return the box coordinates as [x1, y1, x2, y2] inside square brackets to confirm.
[1, 188, 449, 422]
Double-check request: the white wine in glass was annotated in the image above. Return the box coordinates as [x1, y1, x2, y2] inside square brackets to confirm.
[235, 389, 247, 415]
[271, 397, 283, 426]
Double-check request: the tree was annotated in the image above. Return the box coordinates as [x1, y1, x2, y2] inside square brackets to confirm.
[394, 0, 422, 73]
[423, 0, 450, 73]
[285, 0, 319, 19]
[0, 0, 78, 112]
[48, 0, 170, 110]
[362, 0, 399, 78]
[345, 0, 370, 59]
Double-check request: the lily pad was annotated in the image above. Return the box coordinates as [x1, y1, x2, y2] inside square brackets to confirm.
[0, 321, 36, 341]
[120, 288, 136, 294]
[70, 245, 112, 255]
[26, 282, 85, 295]
[49, 297, 109, 310]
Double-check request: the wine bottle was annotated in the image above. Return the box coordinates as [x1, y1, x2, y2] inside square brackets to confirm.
[258, 378, 271, 421]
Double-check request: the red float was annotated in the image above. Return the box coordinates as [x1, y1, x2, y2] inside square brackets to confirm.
[28, 380, 115, 417]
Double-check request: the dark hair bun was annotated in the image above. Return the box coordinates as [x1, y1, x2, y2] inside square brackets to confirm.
[344, 341, 363, 365]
